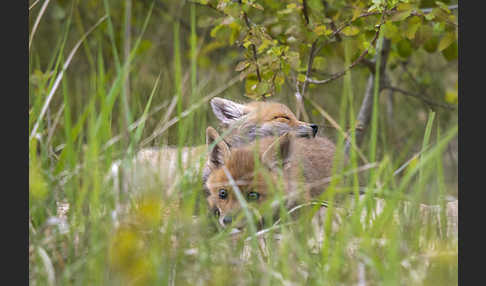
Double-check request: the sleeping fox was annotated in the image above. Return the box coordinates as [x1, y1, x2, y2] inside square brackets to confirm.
[111, 97, 319, 195]
[204, 127, 341, 229]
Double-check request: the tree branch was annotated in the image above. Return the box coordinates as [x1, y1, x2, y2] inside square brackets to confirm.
[382, 86, 456, 110]
[306, 12, 386, 86]
[344, 38, 391, 155]
[361, 58, 376, 74]
[296, 2, 457, 85]
[324, 3, 458, 43]
[301, 40, 318, 100]
[321, 0, 342, 42]
[239, 1, 262, 83]
[302, 0, 310, 25]
[420, 4, 458, 14]
[294, 2, 320, 121]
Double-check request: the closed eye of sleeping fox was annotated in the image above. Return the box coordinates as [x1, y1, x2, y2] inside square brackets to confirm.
[204, 126, 341, 229]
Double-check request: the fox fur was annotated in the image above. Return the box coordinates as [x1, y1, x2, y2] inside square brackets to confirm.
[110, 97, 318, 197]
[204, 127, 342, 229]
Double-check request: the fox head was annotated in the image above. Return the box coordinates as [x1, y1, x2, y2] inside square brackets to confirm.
[204, 126, 294, 229]
[210, 97, 318, 147]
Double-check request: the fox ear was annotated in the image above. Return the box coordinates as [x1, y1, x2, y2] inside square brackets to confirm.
[261, 133, 293, 170]
[206, 126, 230, 170]
[210, 97, 247, 125]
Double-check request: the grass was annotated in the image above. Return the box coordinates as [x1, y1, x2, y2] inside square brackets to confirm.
[29, 1, 458, 285]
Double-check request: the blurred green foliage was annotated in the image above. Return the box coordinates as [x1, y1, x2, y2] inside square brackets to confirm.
[29, 0, 457, 285]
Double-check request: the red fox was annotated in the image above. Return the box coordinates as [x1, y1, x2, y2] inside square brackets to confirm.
[111, 97, 318, 196]
[204, 127, 340, 229]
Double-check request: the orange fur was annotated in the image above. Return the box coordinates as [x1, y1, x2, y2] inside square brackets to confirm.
[112, 97, 318, 195]
[205, 129, 341, 229]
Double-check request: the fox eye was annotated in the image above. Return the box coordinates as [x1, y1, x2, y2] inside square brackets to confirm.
[247, 192, 260, 201]
[273, 116, 290, 121]
[218, 189, 228, 200]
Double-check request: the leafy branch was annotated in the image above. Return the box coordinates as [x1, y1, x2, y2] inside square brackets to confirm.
[194, 0, 457, 104]
[305, 9, 387, 86]
[238, 0, 262, 85]
[297, 2, 458, 88]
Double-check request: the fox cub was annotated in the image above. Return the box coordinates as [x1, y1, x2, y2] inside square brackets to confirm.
[201, 97, 318, 183]
[204, 127, 341, 229]
[112, 97, 318, 195]
[209, 97, 318, 147]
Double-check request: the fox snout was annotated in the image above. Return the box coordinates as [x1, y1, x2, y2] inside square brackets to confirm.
[217, 211, 238, 228]
[310, 124, 318, 136]
[296, 123, 318, 138]
[215, 207, 261, 229]
[212, 204, 240, 228]
[222, 215, 232, 225]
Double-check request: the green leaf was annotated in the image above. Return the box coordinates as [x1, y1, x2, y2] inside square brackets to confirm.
[314, 25, 332, 36]
[391, 4, 413, 22]
[405, 16, 422, 40]
[441, 41, 458, 61]
[351, 7, 362, 21]
[341, 26, 360, 37]
[297, 74, 306, 82]
[307, 0, 325, 14]
[397, 2, 413, 11]
[445, 89, 458, 104]
[436, 1, 451, 13]
[243, 40, 253, 49]
[210, 24, 223, 38]
[228, 22, 242, 45]
[437, 32, 456, 52]
[391, 10, 412, 22]
[257, 39, 273, 53]
[383, 21, 400, 42]
[222, 2, 242, 18]
[262, 70, 274, 81]
[245, 75, 259, 95]
[249, 2, 264, 10]
[414, 24, 433, 47]
[287, 3, 297, 9]
[235, 60, 250, 71]
[255, 82, 270, 95]
[275, 74, 285, 86]
[423, 35, 439, 53]
[425, 8, 438, 21]
[432, 22, 446, 34]
[396, 39, 412, 58]
[313, 56, 326, 70]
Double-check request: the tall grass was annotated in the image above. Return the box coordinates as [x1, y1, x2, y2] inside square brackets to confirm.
[29, 1, 458, 285]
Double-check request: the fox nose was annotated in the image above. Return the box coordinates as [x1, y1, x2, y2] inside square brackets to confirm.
[310, 124, 318, 137]
[222, 215, 232, 225]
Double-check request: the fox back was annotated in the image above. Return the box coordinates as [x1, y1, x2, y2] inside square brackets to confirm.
[110, 97, 318, 196]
